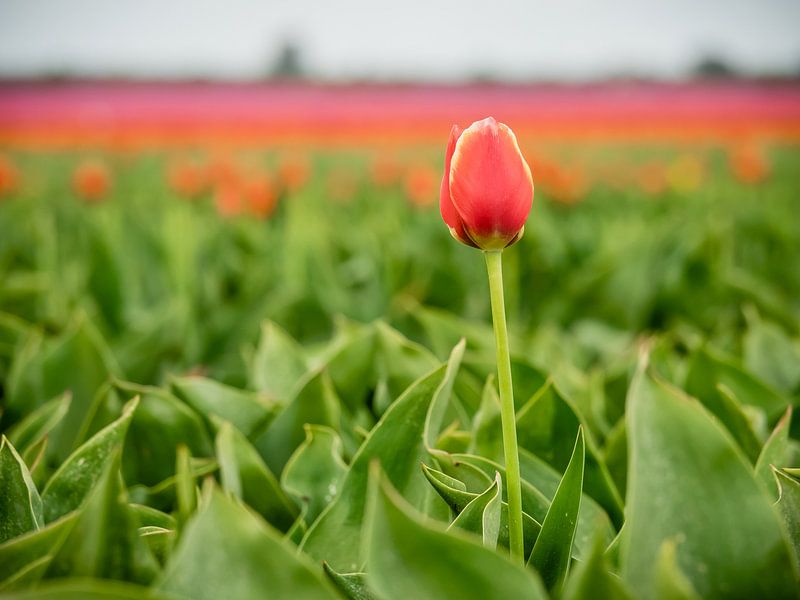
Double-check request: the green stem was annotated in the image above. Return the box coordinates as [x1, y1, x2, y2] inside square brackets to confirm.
[484, 249, 524, 565]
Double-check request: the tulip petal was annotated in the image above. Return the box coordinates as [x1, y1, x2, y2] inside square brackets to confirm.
[449, 117, 533, 249]
[439, 124, 477, 246]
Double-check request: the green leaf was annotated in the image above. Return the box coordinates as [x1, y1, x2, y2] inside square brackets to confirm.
[373, 321, 440, 414]
[249, 320, 308, 400]
[0, 513, 77, 585]
[322, 563, 377, 600]
[743, 308, 800, 393]
[561, 527, 633, 600]
[423, 338, 465, 450]
[0, 579, 175, 599]
[253, 368, 341, 477]
[685, 347, 788, 422]
[301, 343, 462, 571]
[773, 467, 800, 572]
[0, 437, 43, 543]
[6, 393, 71, 457]
[318, 317, 375, 414]
[45, 451, 159, 584]
[216, 420, 299, 532]
[119, 384, 213, 487]
[440, 451, 613, 560]
[8, 315, 119, 462]
[622, 365, 798, 599]
[654, 540, 702, 600]
[41, 397, 138, 522]
[155, 487, 338, 600]
[561, 530, 634, 600]
[174, 444, 196, 528]
[516, 380, 624, 526]
[468, 374, 503, 462]
[754, 407, 792, 498]
[422, 463, 542, 560]
[529, 427, 586, 594]
[450, 472, 502, 550]
[171, 375, 278, 438]
[281, 425, 347, 525]
[363, 465, 549, 600]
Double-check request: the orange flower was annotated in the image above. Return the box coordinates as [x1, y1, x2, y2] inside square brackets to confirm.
[440, 117, 533, 250]
[243, 170, 278, 219]
[214, 181, 244, 217]
[278, 152, 311, 194]
[371, 153, 403, 188]
[548, 164, 588, 205]
[73, 160, 111, 202]
[637, 161, 667, 197]
[167, 158, 208, 198]
[404, 164, 437, 208]
[728, 144, 770, 185]
[0, 155, 20, 197]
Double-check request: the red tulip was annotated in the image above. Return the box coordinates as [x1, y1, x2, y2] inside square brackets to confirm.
[440, 117, 533, 250]
[404, 164, 437, 208]
[167, 158, 208, 198]
[73, 160, 111, 202]
[244, 170, 278, 219]
[0, 155, 20, 197]
[728, 144, 770, 185]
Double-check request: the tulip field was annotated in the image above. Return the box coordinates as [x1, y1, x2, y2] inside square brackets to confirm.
[0, 82, 800, 599]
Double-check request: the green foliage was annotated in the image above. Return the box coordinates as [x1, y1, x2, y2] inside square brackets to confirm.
[1, 147, 800, 596]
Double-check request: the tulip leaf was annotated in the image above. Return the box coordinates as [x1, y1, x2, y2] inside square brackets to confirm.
[6, 393, 71, 457]
[9, 316, 119, 462]
[773, 467, 800, 571]
[0, 579, 176, 599]
[622, 365, 798, 599]
[363, 465, 549, 600]
[654, 540, 702, 600]
[301, 343, 462, 571]
[216, 420, 299, 532]
[374, 322, 441, 411]
[253, 368, 341, 477]
[0, 437, 43, 543]
[516, 379, 623, 526]
[281, 424, 347, 525]
[685, 347, 788, 422]
[529, 427, 586, 594]
[171, 375, 278, 437]
[119, 385, 213, 487]
[156, 487, 339, 600]
[249, 320, 308, 400]
[440, 451, 613, 560]
[45, 451, 159, 584]
[468, 374, 503, 462]
[41, 397, 138, 522]
[450, 471, 502, 550]
[0, 513, 77, 585]
[422, 462, 542, 557]
[743, 309, 800, 393]
[322, 563, 377, 600]
[561, 529, 634, 600]
[754, 407, 791, 498]
[174, 444, 196, 528]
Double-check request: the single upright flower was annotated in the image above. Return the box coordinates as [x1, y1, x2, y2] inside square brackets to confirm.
[440, 117, 533, 250]
[439, 117, 533, 566]
[73, 159, 111, 203]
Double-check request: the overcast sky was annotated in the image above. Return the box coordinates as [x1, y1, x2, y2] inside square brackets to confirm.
[1, 0, 799, 81]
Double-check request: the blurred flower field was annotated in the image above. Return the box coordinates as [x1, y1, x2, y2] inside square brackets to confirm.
[0, 82, 799, 599]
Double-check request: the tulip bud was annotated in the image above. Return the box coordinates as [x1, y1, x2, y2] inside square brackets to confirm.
[440, 117, 533, 250]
